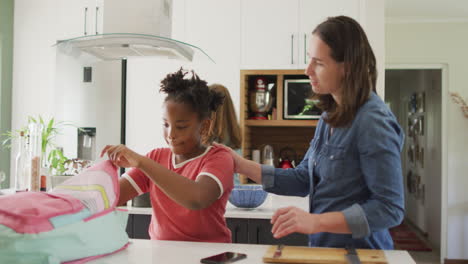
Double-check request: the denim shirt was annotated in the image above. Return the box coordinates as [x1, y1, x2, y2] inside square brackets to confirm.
[262, 92, 405, 249]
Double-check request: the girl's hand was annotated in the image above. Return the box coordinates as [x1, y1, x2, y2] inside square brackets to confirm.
[270, 206, 321, 238]
[212, 142, 246, 173]
[100, 144, 144, 168]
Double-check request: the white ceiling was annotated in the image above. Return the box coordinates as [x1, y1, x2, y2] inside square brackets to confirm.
[386, 0, 468, 22]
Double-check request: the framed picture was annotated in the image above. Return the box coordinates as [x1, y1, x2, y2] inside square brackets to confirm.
[283, 79, 322, 119]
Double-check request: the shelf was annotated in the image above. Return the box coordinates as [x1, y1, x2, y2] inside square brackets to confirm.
[244, 120, 318, 127]
[239, 69, 318, 184]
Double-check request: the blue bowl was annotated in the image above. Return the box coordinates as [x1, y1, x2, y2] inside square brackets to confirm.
[229, 184, 268, 209]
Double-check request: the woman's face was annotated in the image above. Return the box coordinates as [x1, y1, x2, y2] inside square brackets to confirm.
[305, 34, 344, 104]
[162, 100, 208, 157]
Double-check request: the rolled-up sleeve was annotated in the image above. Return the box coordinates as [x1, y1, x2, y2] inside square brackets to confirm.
[261, 146, 313, 197]
[342, 203, 371, 239]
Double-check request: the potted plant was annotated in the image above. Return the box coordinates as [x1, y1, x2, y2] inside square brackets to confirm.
[1, 116, 80, 179]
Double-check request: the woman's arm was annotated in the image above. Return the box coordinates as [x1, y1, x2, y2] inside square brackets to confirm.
[214, 142, 311, 196]
[270, 206, 351, 238]
[214, 143, 262, 183]
[346, 108, 405, 238]
[236, 157, 262, 183]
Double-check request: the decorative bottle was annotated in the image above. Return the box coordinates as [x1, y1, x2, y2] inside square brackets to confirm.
[28, 123, 43, 192]
[14, 131, 30, 191]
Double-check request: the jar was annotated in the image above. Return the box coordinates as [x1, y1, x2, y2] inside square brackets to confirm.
[261, 145, 275, 167]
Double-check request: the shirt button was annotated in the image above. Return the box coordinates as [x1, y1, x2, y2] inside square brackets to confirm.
[330, 155, 334, 159]
[314, 162, 317, 166]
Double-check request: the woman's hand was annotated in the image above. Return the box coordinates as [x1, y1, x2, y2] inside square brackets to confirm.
[271, 206, 321, 238]
[212, 142, 246, 173]
[100, 144, 144, 168]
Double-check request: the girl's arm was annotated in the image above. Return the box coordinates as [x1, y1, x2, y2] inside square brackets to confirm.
[117, 177, 139, 206]
[138, 156, 221, 210]
[101, 144, 221, 210]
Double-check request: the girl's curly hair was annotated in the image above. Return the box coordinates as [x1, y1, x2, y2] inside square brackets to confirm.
[160, 68, 224, 120]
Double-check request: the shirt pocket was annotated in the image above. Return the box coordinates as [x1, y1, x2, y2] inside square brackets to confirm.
[318, 143, 347, 182]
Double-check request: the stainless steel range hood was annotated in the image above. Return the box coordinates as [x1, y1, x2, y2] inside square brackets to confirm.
[54, 0, 213, 63]
[55, 33, 213, 62]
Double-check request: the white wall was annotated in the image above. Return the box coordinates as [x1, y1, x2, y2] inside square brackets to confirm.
[11, 0, 58, 178]
[360, 0, 385, 98]
[386, 22, 468, 259]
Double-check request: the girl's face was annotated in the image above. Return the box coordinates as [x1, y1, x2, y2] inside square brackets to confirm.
[162, 100, 209, 158]
[305, 34, 345, 104]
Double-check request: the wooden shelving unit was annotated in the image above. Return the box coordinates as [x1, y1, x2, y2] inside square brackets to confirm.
[239, 70, 319, 184]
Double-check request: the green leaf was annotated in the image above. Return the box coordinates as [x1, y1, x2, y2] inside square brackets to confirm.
[28, 116, 37, 123]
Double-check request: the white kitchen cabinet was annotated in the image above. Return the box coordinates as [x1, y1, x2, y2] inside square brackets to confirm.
[240, 0, 298, 70]
[55, 0, 97, 40]
[241, 0, 360, 70]
[56, 0, 173, 41]
[297, 0, 360, 68]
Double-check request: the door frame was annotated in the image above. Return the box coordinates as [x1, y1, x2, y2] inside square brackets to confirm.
[385, 63, 448, 262]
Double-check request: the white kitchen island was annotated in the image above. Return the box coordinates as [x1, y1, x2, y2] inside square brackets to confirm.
[125, 194, 310, 219]
[87, 239, 415, 264]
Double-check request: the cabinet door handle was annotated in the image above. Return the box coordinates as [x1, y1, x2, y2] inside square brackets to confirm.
[304, 34, 307, 64]
[234, 226, 239, 243]
[84, 7, 88, 35]
[95, 6, 99, 34]
[291, 34, 294, 65]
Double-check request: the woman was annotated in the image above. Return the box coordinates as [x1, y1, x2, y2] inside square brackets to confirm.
[220, 16, 404, 249]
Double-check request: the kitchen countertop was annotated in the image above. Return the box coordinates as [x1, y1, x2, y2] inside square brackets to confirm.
[87, 239, 416, 264]
[123, 194, 309, 219]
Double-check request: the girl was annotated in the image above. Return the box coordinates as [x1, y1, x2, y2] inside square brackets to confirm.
[101, 69, 234, 243]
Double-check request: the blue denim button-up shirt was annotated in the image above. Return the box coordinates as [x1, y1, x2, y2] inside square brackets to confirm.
[262, 92, 405, 249]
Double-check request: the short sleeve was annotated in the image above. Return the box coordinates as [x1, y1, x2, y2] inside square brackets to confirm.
[196, 147, 235, 198]
[122, 149, 161, 195]
[123, 168, 149, 195]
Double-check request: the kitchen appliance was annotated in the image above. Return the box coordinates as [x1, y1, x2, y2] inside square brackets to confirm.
[77, 127, 96, 161]
[263, 245, 387, 264]
[278, 147, 296, 169]
[54, 0, 212, 62]
[249, 77, 274, 120]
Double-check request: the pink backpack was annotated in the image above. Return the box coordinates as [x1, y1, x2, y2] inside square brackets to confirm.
[0, 160, 129, 264]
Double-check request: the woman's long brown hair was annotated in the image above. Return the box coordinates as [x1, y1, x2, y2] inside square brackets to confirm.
[205, 84, 242, 149]
[313, 16, 377, 128]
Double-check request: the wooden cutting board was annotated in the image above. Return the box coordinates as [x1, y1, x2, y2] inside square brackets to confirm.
[263, 245, 387, 264]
